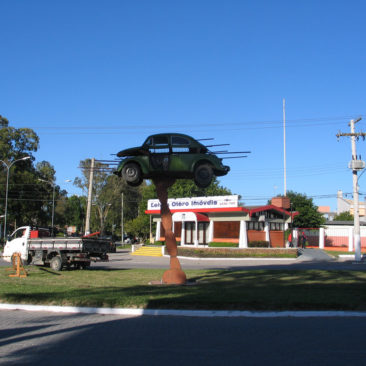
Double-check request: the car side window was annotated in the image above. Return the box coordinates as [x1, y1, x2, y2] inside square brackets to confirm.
[153, 136, 169, 146]
[150, 147, 170, 153]
[149, 136, 169, 154]
[172, 136, 189, 145]
[171, 136, 190, 153]
[172, 147, 189, 153]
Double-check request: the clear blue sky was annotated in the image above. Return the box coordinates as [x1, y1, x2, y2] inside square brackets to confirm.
[1, 0, 365, 210]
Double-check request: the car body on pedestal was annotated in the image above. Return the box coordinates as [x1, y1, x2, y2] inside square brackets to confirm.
[114, 133, 230, 188]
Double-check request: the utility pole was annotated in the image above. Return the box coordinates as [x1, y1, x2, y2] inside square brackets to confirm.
[283, 98, 287, 196]
[337, 117, 365, 262]
[121, 192, 124, 243]
[84, 158, 95, 235]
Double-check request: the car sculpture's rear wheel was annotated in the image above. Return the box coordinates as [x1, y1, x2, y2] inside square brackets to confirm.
[122, 163, 142, 186]
[194, 164, 213, 188]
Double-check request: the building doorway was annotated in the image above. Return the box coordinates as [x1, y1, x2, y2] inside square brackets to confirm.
[198, 222, 209, 244]
[185, 222, 195, 244]
[184, 222, 209, 245]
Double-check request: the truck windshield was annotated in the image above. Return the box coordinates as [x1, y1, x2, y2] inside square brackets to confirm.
[11, 228, 26, 239]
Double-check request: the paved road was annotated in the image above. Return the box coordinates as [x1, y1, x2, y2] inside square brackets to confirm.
[88, 249, 366, 271]
[1, 309, 366, 366]
[1, 248, 365, 271]
[1, 250, 366, 365]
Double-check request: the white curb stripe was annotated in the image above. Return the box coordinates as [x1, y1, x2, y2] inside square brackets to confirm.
[1, 303, 366, 318]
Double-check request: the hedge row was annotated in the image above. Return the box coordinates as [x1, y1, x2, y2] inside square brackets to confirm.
[177, 247, 298, 258]
[208, 242, 239, 248]
[248, 241, 270, 248]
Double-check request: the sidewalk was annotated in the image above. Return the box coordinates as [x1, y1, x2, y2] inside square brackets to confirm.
[297, 248, 335, 262]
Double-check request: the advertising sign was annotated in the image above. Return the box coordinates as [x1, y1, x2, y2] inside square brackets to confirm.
[147, 195, 239, 211]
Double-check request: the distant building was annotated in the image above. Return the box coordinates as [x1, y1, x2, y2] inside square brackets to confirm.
[317, 206, 336, 221]
[146, 195, 297, 248]
[337, 190, 366, 222]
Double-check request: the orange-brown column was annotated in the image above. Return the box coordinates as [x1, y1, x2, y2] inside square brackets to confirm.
[153, 178, 187, 284]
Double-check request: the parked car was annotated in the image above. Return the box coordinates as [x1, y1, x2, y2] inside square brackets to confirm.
[114, 133, 230, 188]
[123, 234, 138, 244]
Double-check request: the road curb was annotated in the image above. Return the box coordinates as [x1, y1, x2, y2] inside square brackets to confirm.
[174, 255, 297, 261]
[2, 303, 366, 318]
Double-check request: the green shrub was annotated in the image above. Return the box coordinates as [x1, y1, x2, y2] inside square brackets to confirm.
[248, 241, 270, 248]
[208, 242, 239, 248]
[177, 247, 298, 258]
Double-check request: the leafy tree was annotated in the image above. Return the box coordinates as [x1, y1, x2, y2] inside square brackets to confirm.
[124, 214, 150, 240]
[124, 182, 156, 240]
[0, 124, 39, 161]
[63, 195, 87, 233]
[281, 191, 326, 228]
[74, 159, 143, 235]
[35, 160, 68, 228]
[0, 115, 9, 128]
[333, 211, 354, 221]
[0, 120, 65, 232]
[36, 161, 56, 182]
[96, 174, 142, 235]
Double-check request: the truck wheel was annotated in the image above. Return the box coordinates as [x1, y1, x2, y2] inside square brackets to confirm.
[50, 256, 63, 271]
[194, 164, 213, 188]
[122, 163, 142, 186]
[26, 253, 33, 265]
[80, 262, 91, 270]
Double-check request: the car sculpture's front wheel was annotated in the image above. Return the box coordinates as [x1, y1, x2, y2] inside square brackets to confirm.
[194, 164, 213, 188]
[122, 163, 143, 186]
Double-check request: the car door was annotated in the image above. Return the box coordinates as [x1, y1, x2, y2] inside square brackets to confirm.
[147, 135, 171, 172]
[169, 135, 196, 173]
[5, 227, 28, 260]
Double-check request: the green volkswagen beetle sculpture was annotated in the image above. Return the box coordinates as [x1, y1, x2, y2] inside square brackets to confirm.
[114, 133, 230, 188]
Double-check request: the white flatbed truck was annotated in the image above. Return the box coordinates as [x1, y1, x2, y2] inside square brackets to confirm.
[3, 226, 111, 271]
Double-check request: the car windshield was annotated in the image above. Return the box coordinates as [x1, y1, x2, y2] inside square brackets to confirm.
[11, 228, 27, 239]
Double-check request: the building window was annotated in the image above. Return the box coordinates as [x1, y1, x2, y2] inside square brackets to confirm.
[270, 222, 283, 231]
[248, 222, 264, 231]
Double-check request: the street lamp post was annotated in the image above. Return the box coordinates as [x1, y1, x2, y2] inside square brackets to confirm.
[38, 178, 55, 236]
[0, 156, 30, 238]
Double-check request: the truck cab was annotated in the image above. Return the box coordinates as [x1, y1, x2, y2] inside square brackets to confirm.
[3, 226, 30, 262]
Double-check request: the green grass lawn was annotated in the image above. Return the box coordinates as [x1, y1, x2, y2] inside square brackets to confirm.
[2, 266, 366, 311]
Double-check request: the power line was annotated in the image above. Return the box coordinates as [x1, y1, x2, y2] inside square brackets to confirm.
[12, 114, 363, 133]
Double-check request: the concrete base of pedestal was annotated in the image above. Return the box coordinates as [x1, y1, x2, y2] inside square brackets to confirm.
[162, 268, 187, 285]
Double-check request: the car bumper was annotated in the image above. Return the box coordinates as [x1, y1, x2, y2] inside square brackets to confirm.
[215, 165, 230, 176]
